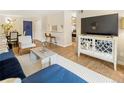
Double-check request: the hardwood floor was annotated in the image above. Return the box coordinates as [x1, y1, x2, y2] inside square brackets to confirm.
[13, 41, 124, 82]
[46, 43, 124, 82]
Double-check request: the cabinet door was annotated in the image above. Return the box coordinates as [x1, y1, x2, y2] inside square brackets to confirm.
[95, 39, 112, 54]
[80, 38, 93, 50]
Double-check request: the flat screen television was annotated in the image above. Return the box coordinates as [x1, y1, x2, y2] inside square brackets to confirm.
[81, 14, 118, 36]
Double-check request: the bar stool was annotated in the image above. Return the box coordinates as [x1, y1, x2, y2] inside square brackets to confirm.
[45, 33, 57, 45]
[49, 34, 57, 44]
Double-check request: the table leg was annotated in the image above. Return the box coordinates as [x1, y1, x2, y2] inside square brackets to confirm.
[49, 57, 51, 66]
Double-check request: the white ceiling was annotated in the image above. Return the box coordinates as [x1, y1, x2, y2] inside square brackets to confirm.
[0, 10, 64, 16]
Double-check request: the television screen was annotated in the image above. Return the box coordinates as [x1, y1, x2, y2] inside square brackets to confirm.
[81, 14, 118, 36]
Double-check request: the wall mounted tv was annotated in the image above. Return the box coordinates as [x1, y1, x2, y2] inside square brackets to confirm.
[81, 13, 118, 36]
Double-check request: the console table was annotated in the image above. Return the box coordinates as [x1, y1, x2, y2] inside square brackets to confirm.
[78, 35, 118, 70]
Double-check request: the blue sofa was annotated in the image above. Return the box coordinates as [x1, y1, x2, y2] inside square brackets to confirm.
[0, 50, 87, 83]
[0, 49, 15, 62]
[22, 64, 87, 83]
[0, 50, 26, 80]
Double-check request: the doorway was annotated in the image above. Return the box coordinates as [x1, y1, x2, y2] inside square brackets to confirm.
[71, 15, 77, 47]
[23, 21, 32, 37]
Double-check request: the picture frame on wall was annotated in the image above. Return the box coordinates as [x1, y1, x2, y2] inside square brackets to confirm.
[51, 25, 63, 33]
[51, 25, 58, 32]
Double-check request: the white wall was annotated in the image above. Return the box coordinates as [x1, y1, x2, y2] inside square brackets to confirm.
[0, 11, 73, 47]
[0, 15, 36, 38]
[33, 16, 46, 42]
[64, 11, 73, 46]
[34, 19, 42, 41]
[0, 15, 6, 34]
[76, 10, 124, 65]
[45, 12, 65, 46]
[11, 16, 23, 35]
[41, 16, 47, 42]
[45, 11, 73, 47]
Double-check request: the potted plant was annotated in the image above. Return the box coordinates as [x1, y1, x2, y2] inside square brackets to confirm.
[1, 23, 13, 35]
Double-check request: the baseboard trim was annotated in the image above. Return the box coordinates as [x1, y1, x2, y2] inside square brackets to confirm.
[54, 43, 64, 47]
[63, 43, 72, 47]
[118, 60, 124, 66]
[56, 43, 72, 47]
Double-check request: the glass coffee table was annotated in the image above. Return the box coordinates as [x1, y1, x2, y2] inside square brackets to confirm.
[30, 47, 57, 68]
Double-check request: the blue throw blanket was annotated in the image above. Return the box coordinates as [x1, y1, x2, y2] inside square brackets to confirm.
[0, 49, 26, 80]
[0, 49, 15, 61]
[22, 64, 87, 83]
[0, 57, 26, 80]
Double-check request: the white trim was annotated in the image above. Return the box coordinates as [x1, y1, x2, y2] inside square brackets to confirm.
[54, 43, 63, 47]
[63, 43, 72, 47]
[56, 43, 72, 47]
[118, 60, 124, 65]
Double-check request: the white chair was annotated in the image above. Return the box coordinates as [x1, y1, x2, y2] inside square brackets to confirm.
[18, 36, 36, 55]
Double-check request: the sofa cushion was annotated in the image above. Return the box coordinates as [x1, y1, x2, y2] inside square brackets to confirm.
[0, 78, 21, 83]
[0, 49, 14, 61]
[0, 57, 26, 80]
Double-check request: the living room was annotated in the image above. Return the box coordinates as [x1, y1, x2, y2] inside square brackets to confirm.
[1, 0, 124, 93]
[1, 10, 124, 83]
[0, 10, 79, 82]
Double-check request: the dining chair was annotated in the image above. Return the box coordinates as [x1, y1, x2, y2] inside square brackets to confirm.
[8, 32, 18, 47]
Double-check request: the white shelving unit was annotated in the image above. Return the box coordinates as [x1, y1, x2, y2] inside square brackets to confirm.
[78, 35, 118, 70]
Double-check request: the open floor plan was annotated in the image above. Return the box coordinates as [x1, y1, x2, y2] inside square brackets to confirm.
[0, 10, 124, 83]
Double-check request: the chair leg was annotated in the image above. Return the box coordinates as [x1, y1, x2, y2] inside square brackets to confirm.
[19, 48, 22, 55]
[18, 48, 20, 55]
[54, 38, 57, 44]
[50, 37, 52, 43]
